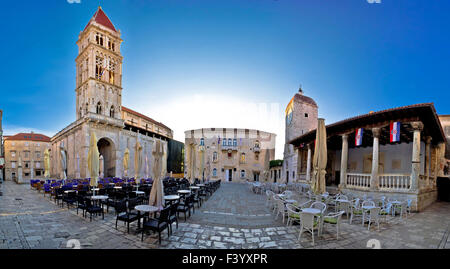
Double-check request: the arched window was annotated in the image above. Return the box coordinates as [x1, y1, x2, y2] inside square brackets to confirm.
[233, 139, 237, 146]
[241, 153, 246, 162]
[222, 138, 227, 146]
[213, 168, 217, 177]
[240, 170, 245, 178]
[255, 140, 260, 148]
[110, 106, 115, 117]
[96, 102, 102, 114]
[228, 138, 232, 146]
[213, 152, 218, 162]
[200, 138, 205, 146]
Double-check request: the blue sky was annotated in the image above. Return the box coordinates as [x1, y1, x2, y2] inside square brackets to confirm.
[1, 0, 449, 159]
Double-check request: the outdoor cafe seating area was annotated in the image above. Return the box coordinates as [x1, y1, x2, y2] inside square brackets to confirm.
[249, 181, 414, 246]
[29, 177, 221, 244]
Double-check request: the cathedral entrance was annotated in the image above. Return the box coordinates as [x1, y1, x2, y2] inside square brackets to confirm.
[97, 138, 116, 178]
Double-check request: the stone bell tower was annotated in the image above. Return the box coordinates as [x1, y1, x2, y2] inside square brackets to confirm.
[282, 87, 318, 182]
[75, 6, 123, 121]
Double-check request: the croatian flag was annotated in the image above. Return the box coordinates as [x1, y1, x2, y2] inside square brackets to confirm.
[355, 128, 363, 146]
[390, 122, 401, 143]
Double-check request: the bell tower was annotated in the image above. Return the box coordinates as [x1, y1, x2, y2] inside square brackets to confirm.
[75, 7, 123, 121]
[283, 87, 318, 182]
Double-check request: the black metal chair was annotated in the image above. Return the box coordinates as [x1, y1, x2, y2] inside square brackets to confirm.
[76, 195, 87, 217]
[62, 191, 77, 209]
[141, 207, 170, 244]
[168, 202, 179, 235]
[85, 198, 104, 221]
[115, 201, 139, 233]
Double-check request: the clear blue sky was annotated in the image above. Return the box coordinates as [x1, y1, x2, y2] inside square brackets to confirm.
[1, 0, 449, 158]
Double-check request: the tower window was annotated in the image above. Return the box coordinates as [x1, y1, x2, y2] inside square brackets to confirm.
[96, 102, 102, 114]
[305, 113, 309, 118]
[110, 106, 115, 117]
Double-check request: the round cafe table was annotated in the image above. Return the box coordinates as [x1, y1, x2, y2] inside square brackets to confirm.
[196, 184, 205, 187]
[189, 186, 200, 190]
[164, 195, 180, 206]
[301, 208, 321, 215]
[284, 199, 297, 204]
[135, 205, 160, 231]
[64, 190, 75, 194]
[133, 191, 145, 196]
[177, 190, 191, 194]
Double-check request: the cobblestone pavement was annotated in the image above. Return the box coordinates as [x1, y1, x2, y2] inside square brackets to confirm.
[0, 180, 449, 249]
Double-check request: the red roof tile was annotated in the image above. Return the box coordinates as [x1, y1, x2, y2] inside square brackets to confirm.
[5, 133, 51, 142]
[122, 106, 172, 131]
[84, 7, 117, 33]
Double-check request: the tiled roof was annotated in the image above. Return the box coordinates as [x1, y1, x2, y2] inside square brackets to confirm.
[5, 133, 51, 142]
[289, 103, 446, 145]
[84, 7, 117, 33]
[122, 106, 172, 131]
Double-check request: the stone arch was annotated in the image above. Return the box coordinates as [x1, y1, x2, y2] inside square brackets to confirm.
[97, 137, 116, 178]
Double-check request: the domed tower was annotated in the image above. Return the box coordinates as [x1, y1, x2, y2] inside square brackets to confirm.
[283, 87, 318, 182]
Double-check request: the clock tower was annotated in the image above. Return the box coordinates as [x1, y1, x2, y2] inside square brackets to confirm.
[283, 87, 318, 182]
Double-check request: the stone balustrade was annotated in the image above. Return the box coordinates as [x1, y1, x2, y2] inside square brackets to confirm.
[346, 173, 371, 190]
[378, 173, 411, 191]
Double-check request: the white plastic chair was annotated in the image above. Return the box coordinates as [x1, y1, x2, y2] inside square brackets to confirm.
[367, 207, 381, 231]
[275, 197, 287, 223]
[323, 210, 345, 240]
[298, 211, 320, 246]
[286, 203, 301, 227]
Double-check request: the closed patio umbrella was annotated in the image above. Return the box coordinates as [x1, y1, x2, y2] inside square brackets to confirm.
[44, 148, 50, 179]
[311, 118, 327, 194]
[88, 131, 99, 187]
[149, 140, 164, 209]
[134, 140, 142, 181]
[123, 148, 129, 178]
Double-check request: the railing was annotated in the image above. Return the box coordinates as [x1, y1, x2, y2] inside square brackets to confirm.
[221, 145, 238, 151]
[346, 173, 371, 189]
[378, 174, 411, 191]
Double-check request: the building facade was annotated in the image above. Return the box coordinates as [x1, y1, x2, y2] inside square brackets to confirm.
[3, 132, 51, 183]
[282, 88, 318, 183]
[184, 128, 276, 183]
[290, 103, 447, 211]
[50, 7, 170, 180]
[0, 110, 3, 181]
[269, 160, 283, 183]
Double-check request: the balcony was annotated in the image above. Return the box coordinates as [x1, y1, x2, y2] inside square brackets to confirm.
[221, 145, 238, 151]
[253, 146, 261, 153]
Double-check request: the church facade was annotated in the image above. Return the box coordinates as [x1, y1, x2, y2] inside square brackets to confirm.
[50, 7, 171, 180]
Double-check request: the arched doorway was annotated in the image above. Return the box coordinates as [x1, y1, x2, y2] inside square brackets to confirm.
[97, 138, 116, 177]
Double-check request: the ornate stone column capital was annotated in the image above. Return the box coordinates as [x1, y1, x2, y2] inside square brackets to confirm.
[410, 121, 424, 131]
[372, 127, 381, 138]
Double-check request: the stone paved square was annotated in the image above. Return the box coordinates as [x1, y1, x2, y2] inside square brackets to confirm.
[0, 181, 449, 249]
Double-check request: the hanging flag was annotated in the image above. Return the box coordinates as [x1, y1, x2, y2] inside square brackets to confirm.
[355, 128, 363, 146]
[390, 122, 401, 143]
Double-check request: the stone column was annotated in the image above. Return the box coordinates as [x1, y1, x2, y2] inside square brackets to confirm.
[410, 121, 424, 191]
[339, 134, 349, 189]
[370, 128, 381, 190]
[306, 144, 312, 182]
[425, 136, 432, 187]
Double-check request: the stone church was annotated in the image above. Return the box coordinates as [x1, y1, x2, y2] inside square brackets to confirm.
[50, 7, 171, 179]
